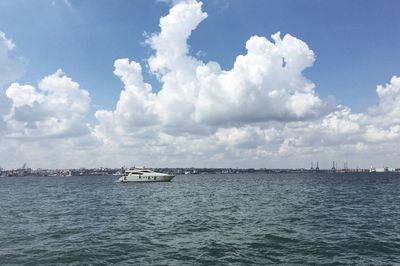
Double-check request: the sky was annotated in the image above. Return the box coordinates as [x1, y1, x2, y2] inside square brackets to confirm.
[0, 0, 399, 169]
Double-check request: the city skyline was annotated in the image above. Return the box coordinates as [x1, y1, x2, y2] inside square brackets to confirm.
[0, 0, 400, 169]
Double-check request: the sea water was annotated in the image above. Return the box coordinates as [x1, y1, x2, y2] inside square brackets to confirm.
[1, 173, 400, 265]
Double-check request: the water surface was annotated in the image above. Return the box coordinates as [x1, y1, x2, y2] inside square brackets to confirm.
[1, 173, 400, 264]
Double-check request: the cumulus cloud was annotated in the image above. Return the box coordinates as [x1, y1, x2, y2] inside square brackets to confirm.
[89, 0, 400, 168]
[369, 76, 400, 125]
[215, 126, 279, 149]
[93, 59, 158, 146]
[0, 31, 98, 169]
[1, 1, 400, 169]
[193, 33, 326, 124]
[4, 69, 91, 138]
[361, 76, 400, 143]
[364, 125, 400, 143]
[95, 0, 330, 144]
[277, 75, 400, 165]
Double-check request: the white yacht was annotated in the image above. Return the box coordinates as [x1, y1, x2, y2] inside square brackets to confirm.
[118, 168, 175, 182]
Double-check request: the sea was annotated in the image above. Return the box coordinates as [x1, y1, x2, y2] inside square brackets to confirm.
[1, 173, 400, 265]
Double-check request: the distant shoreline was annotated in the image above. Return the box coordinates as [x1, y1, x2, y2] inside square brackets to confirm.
[1, 167, 399, 177]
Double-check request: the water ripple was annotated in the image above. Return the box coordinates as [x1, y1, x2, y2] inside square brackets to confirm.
[1, 173, 400, 264]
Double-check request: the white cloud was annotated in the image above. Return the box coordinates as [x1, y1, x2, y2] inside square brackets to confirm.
[63, 0, 72, 7]
[1, 1, 400, 169]
[357, 76, 400, 144]
[0, 31, 25, 88]
[95, 0, 330, 144]
[93, 59, 158, 145]
[194, 33, 327, 124]
[0, 31, 15, 51]
[276, 75, 400, 164]
[90, 0, 400, 169]
[322, 107, 362, 135]
[4, 69, 91, 138]
[6, 84, 44, 108]
[369, 75, 400, 125]
[364, 125, 400, 143]
[0, 31, 26, 126]
[215, 126, 279, 149]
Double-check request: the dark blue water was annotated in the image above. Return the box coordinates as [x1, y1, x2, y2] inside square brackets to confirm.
[1, 173, 400, 265]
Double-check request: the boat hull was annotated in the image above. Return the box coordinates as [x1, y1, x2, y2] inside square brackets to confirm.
[118, 174, 174, 183]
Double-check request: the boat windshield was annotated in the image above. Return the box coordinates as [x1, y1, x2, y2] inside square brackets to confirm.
[139, 170, 153, 173]
[123, 169, 154, 175]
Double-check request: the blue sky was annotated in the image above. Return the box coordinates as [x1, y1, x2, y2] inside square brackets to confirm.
[0, 0, 400, 169]
[2, 0, 399, 112]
